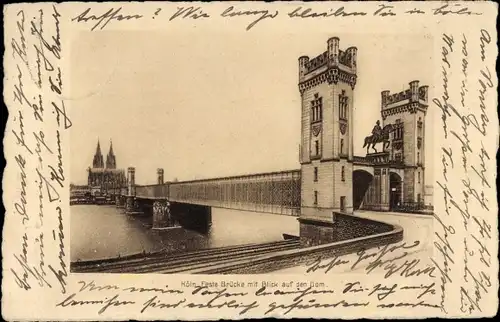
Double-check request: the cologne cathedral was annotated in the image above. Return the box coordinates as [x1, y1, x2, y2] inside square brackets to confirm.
[87, 140, 126, 195]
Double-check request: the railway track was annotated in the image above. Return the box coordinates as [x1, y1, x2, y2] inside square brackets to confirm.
[71, 240, 300, 274]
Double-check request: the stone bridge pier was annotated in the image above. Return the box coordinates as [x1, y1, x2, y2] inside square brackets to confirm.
[129, 198, 211, 232]
[150, 168, 176, 229]
[115, 195, 126, 208]
[124, 167, 212, 232]
[152, 200, 174, 230]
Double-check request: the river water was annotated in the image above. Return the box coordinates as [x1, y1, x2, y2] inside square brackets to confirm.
[70, 205, 299, 262]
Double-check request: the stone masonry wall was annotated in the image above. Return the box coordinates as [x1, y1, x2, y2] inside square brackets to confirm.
[299, 213, 393, 247]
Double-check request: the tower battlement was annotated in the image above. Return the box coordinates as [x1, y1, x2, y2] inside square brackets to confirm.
[299, 37, 357, 93]
[381, 80, 429, 117]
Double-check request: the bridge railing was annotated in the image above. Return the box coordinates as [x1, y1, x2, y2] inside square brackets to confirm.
[136, 184, 170, 199]
[168, 170, 301, 215]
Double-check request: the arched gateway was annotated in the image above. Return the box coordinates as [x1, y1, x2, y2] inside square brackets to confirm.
[297, 37, 428, 234]
[352, 169, 373, 210]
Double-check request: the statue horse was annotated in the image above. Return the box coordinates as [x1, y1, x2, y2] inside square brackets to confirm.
[363, 124, 394, 154]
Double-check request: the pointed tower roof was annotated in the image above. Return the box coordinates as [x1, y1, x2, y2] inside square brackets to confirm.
[108, 139, 114, 156]
[96, 139, 102, 155]
[93, 138, 104, 168]
[106, 138, 117, 169]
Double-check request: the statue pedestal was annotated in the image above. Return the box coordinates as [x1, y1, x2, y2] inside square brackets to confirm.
[115, 195, 125, 208]
[366, 151, 390, 165]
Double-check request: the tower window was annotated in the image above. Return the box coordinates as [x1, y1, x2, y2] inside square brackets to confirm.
[339, 90, 348, 120]
[340, 139, 344, 155]
[314, 140, 319, 156]
[393, 119, 403, 140]
[340, 196, 346, 211]
[417, 152, 420, 164]
[341, 166, 345, 181]
[314, 167, 318, 182]
[393, 124, 404, 140]
[314, 191, 318, 205]
[311, 96, 323, 122]
[418, 171, 421, 183]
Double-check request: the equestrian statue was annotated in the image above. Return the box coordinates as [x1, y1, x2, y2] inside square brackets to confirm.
[363, 120, 394, 154]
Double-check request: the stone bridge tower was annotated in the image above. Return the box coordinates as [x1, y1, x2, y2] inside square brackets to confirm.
[381, 81, 428, 205]
[298, 37, 357, 225]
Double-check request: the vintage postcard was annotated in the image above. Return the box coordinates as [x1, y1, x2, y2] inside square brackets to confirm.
[2, 1, 498, 320]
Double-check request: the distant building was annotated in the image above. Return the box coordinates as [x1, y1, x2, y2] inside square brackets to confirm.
[70, 184, 91, 198]
[87, 139, 126, 195]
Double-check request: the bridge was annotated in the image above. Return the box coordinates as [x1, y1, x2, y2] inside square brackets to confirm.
[112, 150, 415, 233]
[126, 156, 393, 210]
[109, 36, 429, 247]
[133, 169, 301, 216]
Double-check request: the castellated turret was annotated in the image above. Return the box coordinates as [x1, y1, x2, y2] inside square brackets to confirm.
[381, 90, 390, 108]
[298, 56, 310, 80]
[327, 37, 340, 64]
[345, 47, 358, 72]
[298, 37, 357, 89]
[419, 85, 429, 103]
[409, 80, 420, 102]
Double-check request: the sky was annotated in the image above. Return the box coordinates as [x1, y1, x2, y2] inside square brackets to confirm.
[70, 31, 433, 185]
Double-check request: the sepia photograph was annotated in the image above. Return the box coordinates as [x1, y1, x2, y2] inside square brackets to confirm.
[69, 32, 434, 275]
[3, 1, 497, 320]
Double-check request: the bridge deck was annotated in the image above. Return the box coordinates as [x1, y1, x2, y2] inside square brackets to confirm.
[128, 156, 406, 216]
[135, 170, 301, 216]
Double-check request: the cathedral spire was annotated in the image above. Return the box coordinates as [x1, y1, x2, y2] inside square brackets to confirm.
[96, 139, 102, 155]
[109, 139, 114, 156]
[92, 139, 104, 168]
[106, 139, 117, 169]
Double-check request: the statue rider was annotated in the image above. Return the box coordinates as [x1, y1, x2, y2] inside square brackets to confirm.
[372, 120, 382, 142]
